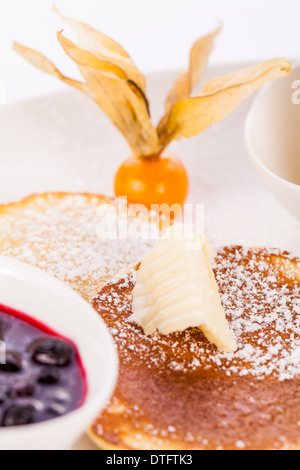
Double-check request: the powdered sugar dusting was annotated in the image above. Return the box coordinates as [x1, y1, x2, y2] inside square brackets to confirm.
[94, 246, 300, 381]
[0, 193, 157, 301]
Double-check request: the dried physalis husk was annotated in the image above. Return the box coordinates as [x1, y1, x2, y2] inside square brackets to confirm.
[57, 31, 150, 114]
[13, 23, 159, 157]
[12, 42, 88, 94]
[53, 7, 146, 92]
[165, 25, 221, 112]
[157, 58, 291, 147]
[56, 31, 158, 157]
[57, 31, 128, 80]
[13, 12, 291, 159]
[79, 66, 160, 157]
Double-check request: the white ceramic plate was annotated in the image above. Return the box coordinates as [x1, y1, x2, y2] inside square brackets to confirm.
[0, 65, 300, 449]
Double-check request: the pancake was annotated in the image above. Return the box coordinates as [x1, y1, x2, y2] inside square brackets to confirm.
[89, 245, 300, 450]
[0, 192, 160, 301]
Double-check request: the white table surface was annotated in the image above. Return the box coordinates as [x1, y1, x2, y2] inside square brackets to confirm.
[0, 65, 300, 449]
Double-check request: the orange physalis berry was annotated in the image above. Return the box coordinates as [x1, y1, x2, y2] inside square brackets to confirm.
[114, 152, 189, 211]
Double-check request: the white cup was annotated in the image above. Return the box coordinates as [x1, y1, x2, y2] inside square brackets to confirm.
[245, 63, 300, 222]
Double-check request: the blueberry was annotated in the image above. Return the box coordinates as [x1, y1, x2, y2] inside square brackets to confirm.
[1, 404, 35, 427]
[0, 352, 22, 373]
[38, 367, 61, 385]
[0, 389, 6, 405]
[31, 339, 74, 367]
[7, 381, 35, 398]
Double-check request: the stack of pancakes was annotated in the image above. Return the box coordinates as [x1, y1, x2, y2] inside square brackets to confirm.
[1, 192, 300, 450]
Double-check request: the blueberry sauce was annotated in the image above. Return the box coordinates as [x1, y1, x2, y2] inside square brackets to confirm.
[0, 305, 87, 427]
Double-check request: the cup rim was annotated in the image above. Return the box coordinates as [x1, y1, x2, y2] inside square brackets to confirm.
[244, 62, 300, 194]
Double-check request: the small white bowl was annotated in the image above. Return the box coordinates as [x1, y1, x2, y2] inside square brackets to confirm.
[245, 63, 300, 222]
[0, 255, 118, 450]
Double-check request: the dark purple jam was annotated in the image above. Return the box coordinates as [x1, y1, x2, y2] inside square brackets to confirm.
[0, 305, 87, 427]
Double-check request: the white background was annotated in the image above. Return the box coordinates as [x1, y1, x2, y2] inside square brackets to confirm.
[0, 0, 299, 103]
